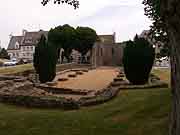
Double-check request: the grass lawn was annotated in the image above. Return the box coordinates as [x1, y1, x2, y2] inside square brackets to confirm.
[0, 64, 33, 75]
[153, 68, 171, 85]
[0, 68, 171, 135]
[0, 59, 10, 63]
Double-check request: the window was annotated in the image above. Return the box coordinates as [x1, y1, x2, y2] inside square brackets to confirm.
[31, 46, 33, 51]
[25, 39, 32, 43]
[27, 46, 29, 50]
[101, 38, 105, 42]
[112, 48, 114, 56]
[16, 45, 19, 49]
[101, 48, 103, 56]
[16, 53, 19, 57]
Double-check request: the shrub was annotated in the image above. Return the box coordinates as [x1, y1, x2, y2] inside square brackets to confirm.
[33, 35, 57, 83]
[123, 36, 155, 85]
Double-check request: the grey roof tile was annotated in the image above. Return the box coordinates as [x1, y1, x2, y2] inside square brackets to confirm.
[7, 36, 23, 50]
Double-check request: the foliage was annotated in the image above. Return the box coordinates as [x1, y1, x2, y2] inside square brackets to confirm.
[33, 35, 57, 83]
[142, 0, 170, 57]
[49, 25, 97, 63]
[75, 26, 98, 59]
[0, 64, 33, 75]
[41, 0, 79, 9]
[0, 48, 10, 59]
[48, 24, 77, 62]
[123, 36, 155, 85]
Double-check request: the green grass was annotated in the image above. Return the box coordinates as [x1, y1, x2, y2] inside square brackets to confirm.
[0, 59, 10, 63]
[0, 68, 171, 135]
[153, 68, 171, 85]
[0, 88, 171, 135]
[0, 64, 33, 75]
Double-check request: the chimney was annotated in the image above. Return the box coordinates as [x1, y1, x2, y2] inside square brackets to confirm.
[9, 33, 13, 39]
[113, 32, 116, 43]
[22, 29, 27, 36]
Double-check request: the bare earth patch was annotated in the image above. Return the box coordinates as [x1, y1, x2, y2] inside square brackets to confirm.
[55, 67, 119, 91]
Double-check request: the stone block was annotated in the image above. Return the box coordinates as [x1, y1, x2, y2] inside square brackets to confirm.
[68, 74, 77, 78]
[58, 78, 68, 82]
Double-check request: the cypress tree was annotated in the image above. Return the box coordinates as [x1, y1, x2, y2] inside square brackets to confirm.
[123, 36, 155, 85]
[33, 35, 57, 83]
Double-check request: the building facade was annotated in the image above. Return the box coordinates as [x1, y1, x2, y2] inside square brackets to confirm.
[7, 30, 48, 62]
[91, 34, 125, 67]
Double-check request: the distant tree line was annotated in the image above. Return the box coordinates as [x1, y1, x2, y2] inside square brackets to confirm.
[0, 48, 10, 59]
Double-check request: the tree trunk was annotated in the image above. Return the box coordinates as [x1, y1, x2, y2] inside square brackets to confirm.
[160, 0, 180, 134]
[169, 27, 180, 135]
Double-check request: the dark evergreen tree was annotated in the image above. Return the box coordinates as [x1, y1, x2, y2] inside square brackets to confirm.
[123, 36, 155, 85]
[33, 35, 57, 83]
[0, 48, 10, 59]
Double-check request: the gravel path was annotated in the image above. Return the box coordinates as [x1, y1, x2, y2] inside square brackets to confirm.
[55, 67, 119, 91]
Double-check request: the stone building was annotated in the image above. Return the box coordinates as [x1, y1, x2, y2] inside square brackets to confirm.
[91, 34, 125, 67]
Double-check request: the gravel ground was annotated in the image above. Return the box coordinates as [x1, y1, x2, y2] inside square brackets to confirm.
[55, 67, 119, 91]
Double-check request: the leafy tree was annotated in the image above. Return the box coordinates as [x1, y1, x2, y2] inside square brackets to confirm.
[143, 0, 170, 57]
[0, 48, 10, 59]
[75, 26, 98, 63]
[34, 35, 57, 83]
[48, 24, 77, 63]
[143, 0, 180, 134]
[41, 0, 79, 9]
[123, 36, 155, 85]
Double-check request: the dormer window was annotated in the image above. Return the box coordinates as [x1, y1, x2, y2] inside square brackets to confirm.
[15, 42, 19, 49]
[25, 39, 32, 43]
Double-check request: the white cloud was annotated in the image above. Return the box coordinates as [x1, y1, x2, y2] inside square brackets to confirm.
[0, 0, 151, 48]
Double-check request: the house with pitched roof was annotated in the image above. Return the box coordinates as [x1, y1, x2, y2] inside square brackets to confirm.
[7, 30, 48, 62]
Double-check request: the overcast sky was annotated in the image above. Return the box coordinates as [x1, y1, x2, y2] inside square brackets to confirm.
[0, 0, 152, 48]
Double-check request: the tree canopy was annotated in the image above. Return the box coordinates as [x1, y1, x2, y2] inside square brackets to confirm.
[75, 26, 98, 57]
[48, 24, 77, 62]
[143, 0, 170, 57]
[48, 25, 97, 63]
[41, 0, 79, 9]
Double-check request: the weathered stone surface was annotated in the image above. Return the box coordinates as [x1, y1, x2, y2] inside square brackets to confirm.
[58, 78, 68, 81]
[81, 69, 89, 72]
[68, 74, 77, 78]
[114, 77, 124, 82]
[76, 71, 84, 75]
[117, 74, 125, 78]
[46, 82, 57, 86]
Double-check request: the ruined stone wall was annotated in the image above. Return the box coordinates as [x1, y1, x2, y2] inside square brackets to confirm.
[92, 43, 124, 67]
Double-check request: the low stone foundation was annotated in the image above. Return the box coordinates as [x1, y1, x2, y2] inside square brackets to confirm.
[0, 68, 168, 110]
